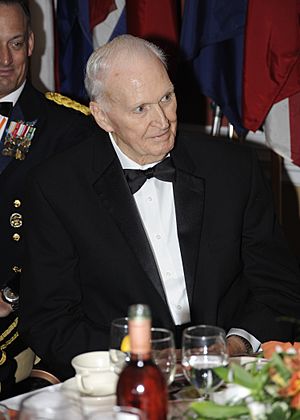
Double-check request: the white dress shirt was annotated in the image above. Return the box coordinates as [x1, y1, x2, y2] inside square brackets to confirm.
[109, 133, 261, 351]
[110, 133, 190, 325]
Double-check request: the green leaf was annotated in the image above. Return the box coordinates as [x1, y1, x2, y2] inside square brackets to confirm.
[265, 406, 289, 420]
[214, 366, 230, 381]
[270, 353, 291, 382]
[190, 400, 249, 419]
[230, 363, 260, 390]
[290, 412, 300, 420]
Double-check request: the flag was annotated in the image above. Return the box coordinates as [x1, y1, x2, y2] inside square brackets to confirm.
[179, 0, 248, 135]
[126, 0, 178, 47]
[55, 1, 125, 102]
[126, 0, 179, 76]
[89, 0, 117, 30]
[93, 0, 126, 48]
[55, 1, 94, 102]
[265, 92, 300, 166]
[243, 0, 300, 132]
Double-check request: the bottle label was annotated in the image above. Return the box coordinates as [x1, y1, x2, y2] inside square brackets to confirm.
[129, 319, 151, 355]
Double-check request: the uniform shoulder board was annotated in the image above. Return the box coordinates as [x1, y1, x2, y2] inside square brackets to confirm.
[45, 92, 91, 116]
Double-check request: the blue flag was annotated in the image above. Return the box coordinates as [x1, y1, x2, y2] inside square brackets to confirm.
[180, 0, 248, 134]
[56, 1, 93, 103]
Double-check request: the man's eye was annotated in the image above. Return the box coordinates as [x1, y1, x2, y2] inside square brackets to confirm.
[11, 41, 25, 49]
[161, 92, 173, 103]
[134, 105, 145, 114]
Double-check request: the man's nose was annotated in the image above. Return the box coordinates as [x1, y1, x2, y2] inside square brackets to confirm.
[151, 104, 169, 129]
[0, 45, 12, 66]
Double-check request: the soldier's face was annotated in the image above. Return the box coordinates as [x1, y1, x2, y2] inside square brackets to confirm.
[0, 4, 34, 99]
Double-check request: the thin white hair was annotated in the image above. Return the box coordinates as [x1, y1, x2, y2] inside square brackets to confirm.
[84, 34, 167, 107]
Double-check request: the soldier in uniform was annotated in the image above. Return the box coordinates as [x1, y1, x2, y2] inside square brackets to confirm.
[0, 0, 97, 397]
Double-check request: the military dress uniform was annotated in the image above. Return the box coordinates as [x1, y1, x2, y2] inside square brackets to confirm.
[0, 81, 96, 397]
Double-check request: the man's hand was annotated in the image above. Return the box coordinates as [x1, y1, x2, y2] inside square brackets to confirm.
[0, 293, 13, 317]
[226, 335, 252, 356]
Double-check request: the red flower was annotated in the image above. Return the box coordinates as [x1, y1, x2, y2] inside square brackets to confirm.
[289, 372, 300, 395]
[291, 392, 300, 409]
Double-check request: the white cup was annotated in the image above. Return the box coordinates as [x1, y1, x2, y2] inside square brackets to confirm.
[71, 351, 118, 397]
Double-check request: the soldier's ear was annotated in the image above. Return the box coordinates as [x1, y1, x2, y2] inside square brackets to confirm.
[89, 101, 114, 133]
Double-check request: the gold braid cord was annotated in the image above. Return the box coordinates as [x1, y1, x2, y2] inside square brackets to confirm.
[0, 317, 18, 344]
[0, 317, 19, 352]
[0, 351, 6, 365]
[45, 92, 91, 116]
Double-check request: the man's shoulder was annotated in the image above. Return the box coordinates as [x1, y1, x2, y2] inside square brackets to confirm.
[30, 130, 107, 179]
[176, 125, 253, 161]
[20, 82, 96, 128]
[42, 93, 90, 121]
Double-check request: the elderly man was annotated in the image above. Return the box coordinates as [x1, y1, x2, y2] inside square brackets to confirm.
[20, 35, 300, 380]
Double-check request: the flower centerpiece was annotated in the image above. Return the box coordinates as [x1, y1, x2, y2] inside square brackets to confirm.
[187, 345, 300, 419]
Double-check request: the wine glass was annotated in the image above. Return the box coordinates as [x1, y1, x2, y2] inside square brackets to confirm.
[109, 317, 130, 375]
[110, 318, 176, 386]
[151, 327, 176, 385]
[181, 325, 228, 397]
[18, 387, 84, 419]
[87, 405, 146, 419]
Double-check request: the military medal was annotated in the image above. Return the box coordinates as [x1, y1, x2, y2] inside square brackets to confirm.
[2, 120, 37, 160]
[0, 116, 8, 131]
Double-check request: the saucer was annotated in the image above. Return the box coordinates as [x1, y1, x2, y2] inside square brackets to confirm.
[62, 377, 116, 407]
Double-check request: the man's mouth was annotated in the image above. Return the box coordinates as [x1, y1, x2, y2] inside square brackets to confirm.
[151, 129, 170, 139]
[0, 68, 14, 76]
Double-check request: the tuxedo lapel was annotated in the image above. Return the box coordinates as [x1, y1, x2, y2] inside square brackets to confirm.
[92, 139, 167, 303]
[171, 154, 205, 305]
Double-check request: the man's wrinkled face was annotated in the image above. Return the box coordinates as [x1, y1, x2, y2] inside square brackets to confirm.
[91, 53, 177, 165]
[0, 4, 34, 99]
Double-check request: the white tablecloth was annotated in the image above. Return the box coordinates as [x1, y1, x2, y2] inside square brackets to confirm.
[0, 383, 61, 410]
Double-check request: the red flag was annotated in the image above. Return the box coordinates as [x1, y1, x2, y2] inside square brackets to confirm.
[126, 0, 179, 75]
[243, 0, 300, 132]
[89, 0, 117, 30]
[126, 0, 178, 41]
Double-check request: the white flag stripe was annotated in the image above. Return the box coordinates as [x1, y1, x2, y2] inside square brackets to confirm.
[93, 0, 125, 48]
[264, 97, 292, 162]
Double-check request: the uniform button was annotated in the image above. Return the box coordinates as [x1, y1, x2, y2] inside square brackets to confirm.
[155, 234, 161, 240]
[166, 271, 172, 277]
[176, 305, 182, 311]
[13, 199, 21, 208]
[12, 266, 22, 273]
[147, 196, 153, 202]
[12, 233, 21, 242]
[10, 213, 22, 228]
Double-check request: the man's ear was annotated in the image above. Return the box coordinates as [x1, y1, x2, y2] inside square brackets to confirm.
[89, 101, 114, 133]
[28, 31, 34, 57]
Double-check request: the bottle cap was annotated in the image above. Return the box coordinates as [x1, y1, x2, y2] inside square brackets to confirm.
[128, 304, 151, 320]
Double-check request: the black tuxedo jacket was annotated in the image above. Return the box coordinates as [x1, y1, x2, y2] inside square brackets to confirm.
[20, 127, 300, 379]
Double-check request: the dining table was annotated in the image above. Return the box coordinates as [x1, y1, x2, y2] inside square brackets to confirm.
[1, 383, 62, 419]
[0, 351, 268, 419]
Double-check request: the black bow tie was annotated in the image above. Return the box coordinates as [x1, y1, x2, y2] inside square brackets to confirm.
[0, 101, 13, 118]
[124, 157, 176, 194]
